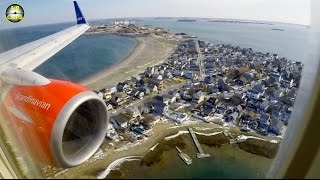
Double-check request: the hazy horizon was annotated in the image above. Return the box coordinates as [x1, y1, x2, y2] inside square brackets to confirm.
[0, 0, 310, 30]
[0, 16, 309, 31]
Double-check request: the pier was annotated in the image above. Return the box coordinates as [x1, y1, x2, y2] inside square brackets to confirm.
[176, 147, 192, 165]
[188, 128, 211, 158]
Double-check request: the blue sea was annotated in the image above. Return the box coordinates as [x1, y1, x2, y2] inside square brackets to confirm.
[0, 18, 314, 178]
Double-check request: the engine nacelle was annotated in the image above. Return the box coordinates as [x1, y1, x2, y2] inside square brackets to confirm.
[1, 79, 108, 167]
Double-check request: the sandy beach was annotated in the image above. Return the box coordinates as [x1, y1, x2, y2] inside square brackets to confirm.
[80, 36, 178, 90]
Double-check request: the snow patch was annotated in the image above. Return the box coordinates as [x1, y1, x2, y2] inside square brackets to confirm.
[164, 131, 189, 140]
[237, 134, 265, 141]
[270, 140, 278, 144]
[150, 143, 159, 151]
[195, 131, 223, 136]
[97, 156, 142, 179]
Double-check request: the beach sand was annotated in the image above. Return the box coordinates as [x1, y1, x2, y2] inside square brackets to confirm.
[80, 36, 178, 90]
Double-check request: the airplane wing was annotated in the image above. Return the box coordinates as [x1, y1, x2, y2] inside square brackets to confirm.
[0, 1, 90, 71]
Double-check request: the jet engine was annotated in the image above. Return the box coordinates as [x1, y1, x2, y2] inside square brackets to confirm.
[1, 77, 108, 168]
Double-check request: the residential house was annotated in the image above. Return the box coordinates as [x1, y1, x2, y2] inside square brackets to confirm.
[110, 87, 117, 93]
[172, 70, 184, 77]
[252, 83, 265, 94]
[270, 104, 282, 119]
[105, 102, 113, 111]
[153, 95, 170, 106]
[111, 92, 128, 106]
[146, 66, 155, 74]
[279, 107, 291, 123]
[211, 84, 220, 93]
[204, 75, 215, 84]
[192, 91, 206, 104]
[131, 75, 142, 83]
[259, 100, 270, 113]
[281, 76, 294, 88]
[116, 82, 130, 92]
[169, 90, 182, 100]
[106, 124, 119, 141]
[149, 79, 164, 90]
[257, 113, 271, 135]
[180, 89, 192, 101]
[152, 74, 163, 81]
[235, 79, 245, 86]
[225, 112, 239, 123]
[147, 84, 158, 93]
[139, 86, 151, 95]
[246, 89, 262, 100]
[163, 94, 177, 104]
[205, 97, 217, 108]
[163, 71, 173, 79]
[153, 102, 169, 114]
[270, 89, 284, 102]
[130, 89, 145, 99]
[215, 102, 227, 115]
[96, 91, 104, 99]
[269, 72, 282, 82]
[124, 80, 135, 88]
[110, 113, 132, 130]
[268, 119, 285, 136]
[98, 88, 112, 100]
[126, 107, 141, 118]
[184, 72, 196, 79]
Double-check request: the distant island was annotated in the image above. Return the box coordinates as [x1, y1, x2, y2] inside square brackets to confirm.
[154, 17, 173, 20]
[208, 20, 274, 25]
[271, 28, 285, 31]
[177, 19, 197, 22]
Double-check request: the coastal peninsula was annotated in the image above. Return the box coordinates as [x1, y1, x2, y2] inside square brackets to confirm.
[45, 22, 303, 179]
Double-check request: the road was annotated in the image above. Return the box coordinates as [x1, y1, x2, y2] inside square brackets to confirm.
[195, 41, 205, 80]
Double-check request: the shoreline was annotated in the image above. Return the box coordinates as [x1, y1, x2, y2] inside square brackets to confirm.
[79, 35, 177, 90]
[54, 121, 280, 179]
[101, 128, 279, 179]
[96, 156, 141, 179]
[78, 37, 141, 89]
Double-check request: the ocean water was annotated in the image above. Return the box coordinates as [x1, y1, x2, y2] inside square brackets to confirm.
[111, 142, 273, 179]
[0, 22, 137, 82]
[93, 18, 310, 62]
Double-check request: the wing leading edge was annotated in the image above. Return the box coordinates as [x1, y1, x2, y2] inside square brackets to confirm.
[0, 1, 90, 71]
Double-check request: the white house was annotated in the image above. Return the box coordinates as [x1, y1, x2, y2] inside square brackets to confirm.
[192, 91, 206, 104]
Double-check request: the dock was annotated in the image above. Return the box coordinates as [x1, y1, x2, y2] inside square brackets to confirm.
[176, 147, 192, 165]
[188, 128, 211, 158]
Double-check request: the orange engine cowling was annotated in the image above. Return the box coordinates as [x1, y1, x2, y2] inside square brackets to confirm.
[1, 79, 108, 167]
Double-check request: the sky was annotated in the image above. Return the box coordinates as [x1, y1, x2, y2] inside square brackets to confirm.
[0, 0, 311, 29]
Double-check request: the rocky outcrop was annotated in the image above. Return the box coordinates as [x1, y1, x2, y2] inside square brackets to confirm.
[239, 138, 279, 158]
